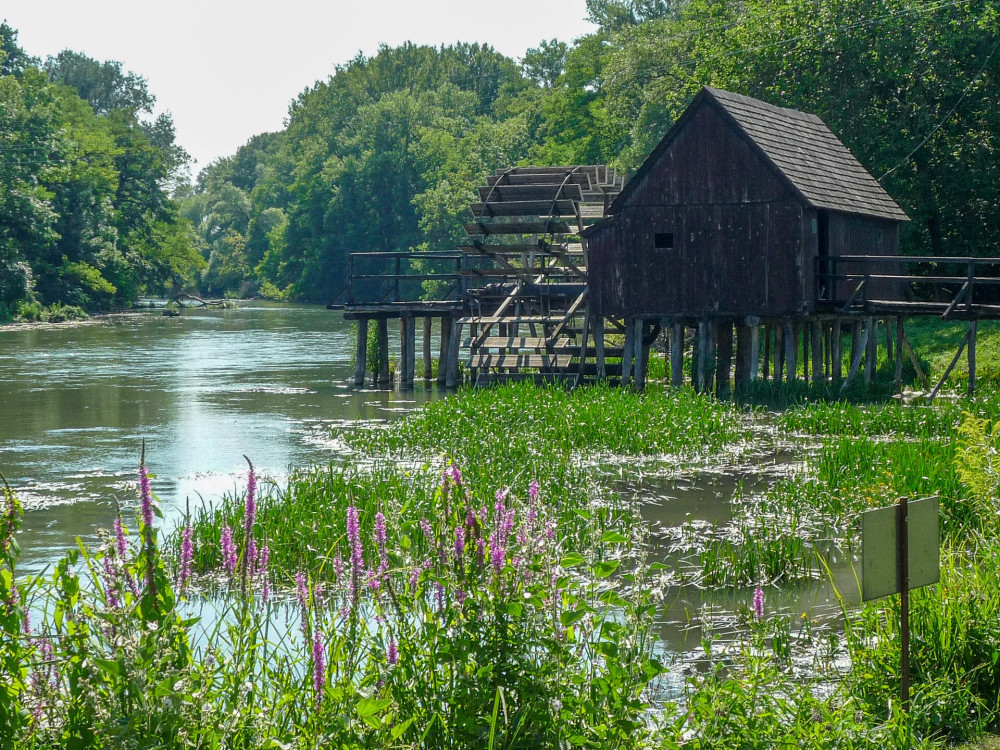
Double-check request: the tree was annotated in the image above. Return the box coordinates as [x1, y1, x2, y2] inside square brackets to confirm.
[522, 39, 569, 88]
[585, 0, 677, 31]
[44, 50, 154, 115]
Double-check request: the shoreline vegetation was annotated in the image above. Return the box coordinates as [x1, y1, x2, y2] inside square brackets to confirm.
[6, 381, 1000, 747]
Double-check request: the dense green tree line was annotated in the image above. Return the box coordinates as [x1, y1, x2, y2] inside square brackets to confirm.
[0, 24, 201, 319]
[5, 2, 998, 309]
[188, 0, 1000, 303]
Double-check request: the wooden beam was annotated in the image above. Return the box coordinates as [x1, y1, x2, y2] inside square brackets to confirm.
[445, 320, 461, 387]
[864, 317, 878, 384]
[894, 317, 904, 394]
[671, 324, 684, 387]
[763, 325, 772, 380]
[423, 317, 433, 380]
[376, 318, 390, 386]
[811, 321, 823, 384]
[633, 318, 646, 391]
[783, 319, 797, 383]
[832, 319, 843, 383]
[438, 316, 452, 385]
[900, 328, 930, 391]
[405, 318, 416, 388]
[735, 325, 751, 386]
[621, 318, 634, 388]
[716, 321, 733, 396]
[577, 312, 591, 378]
[399, 318, 410, 388]
[749, 326, 760, 381]
[354, 318, 368, 387]
[841, 324, 870, 393]
[595, 316, 606, 379]
[775, 324, 785, 384]
[968, 319, 977, 397]
[928, 328, 971, 402]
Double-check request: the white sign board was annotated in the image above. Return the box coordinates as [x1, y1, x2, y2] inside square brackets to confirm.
[861, 497, 939, 602]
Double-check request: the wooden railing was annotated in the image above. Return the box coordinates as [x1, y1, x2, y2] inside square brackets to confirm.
[815, 255, 1000, 316]
[346, 251, 466, 304]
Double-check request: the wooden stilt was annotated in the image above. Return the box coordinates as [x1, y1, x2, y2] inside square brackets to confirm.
[633, 318, 646, 391]
[423, 317, 432, 380]
[886, 317, 895, 371]
[735, 325, 751, 386]
[354, 318, 369, 387]
[832, 319, 843, 383]
[864, 316, 877, 384]
[376, 318, 390, 386]
[671, 324, 684, 387]
[622, 318, 635, 388]
[802, 323, 810, 381]
[704, 321, 716, 394]
[895, 317, 904, 394]
[763, 325, 772, 380]
[716, 321, 734, 396]
[595, 316, 606, 379]
[901, 329, 930, 391]
[398, 318, 410, 387]
[445, 320, 461, 387]
[749, 326, 760, 382]
[824, 323, 831, 379]
[841, 324, 870, 393]
[811, 321, 823, 384]
[776, 324, 785, 384]
[850, 321, 862, 376]
[968, 319, 977, 397]
[405, 318, 416, 387]
[438, 317, 452, 385]
[578, 312, 592, 378]
[929, 328, 971, 402]
[783, 319, 797, 383]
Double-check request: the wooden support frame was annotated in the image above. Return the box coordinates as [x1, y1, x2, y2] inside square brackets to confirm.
[811, 321, 823, 384]
[928, 328, 971, 402]
[595, 316, 606, 379]
[376, 318, 390, 386]
[671, 324, 684, 387]
[423, 317, 433, 380]
[841, 323, 870, 393]
[354, 318, 369, 387]
[633, 318, 646, 390]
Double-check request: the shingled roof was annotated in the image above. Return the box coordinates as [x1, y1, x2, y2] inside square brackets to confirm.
[613, 86, 909, 222]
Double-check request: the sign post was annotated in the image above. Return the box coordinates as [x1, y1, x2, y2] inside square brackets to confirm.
[861, 496, 939, 716]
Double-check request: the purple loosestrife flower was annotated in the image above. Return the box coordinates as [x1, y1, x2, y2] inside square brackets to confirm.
[545, 518, 555, 541]
[753, 587, 765, 620]
[312, 630, 326, 706]
[102, 556, 120, 609]
[221, 525, 238, 575]
[408, 566, 421, 591]
[419, 518, 433, 542]
[114, 514, 128, 559]
[347, 506, 364, 606]
[333, 554, 344, 581]
[490, 531, 505, 574]
[477, 506, 489, 525]
[179, 525, 194, 592]
[374, 511, 388, 572]
[387, 638, 398, 666]
[449, 463, 462, 486]
[476, 538, 486, 567]
[454, 526, 466, 561]
[456, 588, 467, 606]
[138, 464, 154, 531]
[243, 457, 257, 538]
[529, 479, 540, 503]
[435, 582, 445, 612]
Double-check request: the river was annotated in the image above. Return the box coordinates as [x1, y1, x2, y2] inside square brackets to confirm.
[0, 303, 440, 574]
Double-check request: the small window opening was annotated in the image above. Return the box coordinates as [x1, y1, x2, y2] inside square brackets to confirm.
[654, 232, 674, 249]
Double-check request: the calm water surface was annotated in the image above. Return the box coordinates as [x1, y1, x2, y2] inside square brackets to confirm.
[0, 303, 441, 573]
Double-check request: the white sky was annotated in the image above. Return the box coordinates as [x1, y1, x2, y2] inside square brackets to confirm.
[4, 0, 597, 174]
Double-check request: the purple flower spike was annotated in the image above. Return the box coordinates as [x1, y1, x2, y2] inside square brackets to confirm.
[753, 586, 765, 620]
[347, 506, 364, 605]
[374, 511, 388, 572]
[529, 480, 540, 503]
[243, 457, 257, 541]
[296, 570, 309, 636]
[449, 463, 462, 486]
[312, 630, 326, 705]
[454, 526, 466, 561]
[221, 525, 238, 575]
[139, 465, 154, 531]
[387, 638, 398, 666]
[490, 531, 505, 574]
[179, 525, 194, 592]
[114, 515, 128, 559]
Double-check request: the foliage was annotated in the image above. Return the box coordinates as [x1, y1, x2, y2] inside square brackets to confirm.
[0, 28, 200, 316]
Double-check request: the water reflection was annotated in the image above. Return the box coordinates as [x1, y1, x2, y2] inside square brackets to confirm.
[0, 304, 444, 573]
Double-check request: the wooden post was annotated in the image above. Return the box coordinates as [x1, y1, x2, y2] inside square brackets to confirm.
[749, 326, 760, 382]
[886, 317, 895, 371]
[438, 316, 452, 385]
[864, 317, 878, 384]
[850, 321, 863, 375]
[811, 321, 823, 384]
[671, 324, 684, 387]
[696, 321, 709, 393]
[621, 318, 635, 388]
[763, 325, 772, 380]
[445, 320, 461, 387]
[968, 319, 977, 397]
[833, 319, 843, 384]
[578, 312, 592, 378]
[595, 316, 606, 379]
[633, 318, 646, 391]
[895, 317, 904, 394]
[735, 324, 751, 386]
[898, 497, 911, 716]
[354, 318, 369, 387]
[703, 321, 716, 394]
[398, 318, 410, 388]
[802, 323, 810, 381]
[716, 321, 734, 396]
[928, 328, 971, 402]
[422, 317, 433, 380]
[376, 318, 390, 386]
[405, 318, 416, 388]
[775, 324, 784, 384]
[841, 323, 870, 393]
[783, 319, 797, 383]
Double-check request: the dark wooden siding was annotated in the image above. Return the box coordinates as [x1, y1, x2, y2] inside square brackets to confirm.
[589, 98, 903, 319]
[825, 212, 901, 303]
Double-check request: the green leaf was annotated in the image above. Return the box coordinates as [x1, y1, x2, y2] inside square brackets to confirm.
[391, 718, 414, 740]
[561, 553, 585, 568]
[594, 560, 620, 579]
[355, 697, 391, 722]
[600, 531, 629, 544]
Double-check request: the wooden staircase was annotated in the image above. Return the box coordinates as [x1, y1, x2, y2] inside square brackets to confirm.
[458, 166, 624, 385]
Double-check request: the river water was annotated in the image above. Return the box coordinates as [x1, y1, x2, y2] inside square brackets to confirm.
[0, 303, 439, 573]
